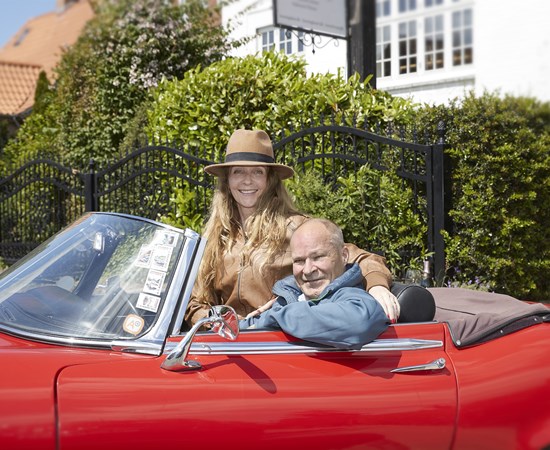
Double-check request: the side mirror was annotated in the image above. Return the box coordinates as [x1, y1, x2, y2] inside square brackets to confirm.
[210, 305, 239, 340]
[161, 305, 239, 372]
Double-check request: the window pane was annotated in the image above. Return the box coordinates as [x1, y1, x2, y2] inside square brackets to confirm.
[436, 52, 444, 68]
[426, 37, 433, 51]
[426, 17, 433, 33]
[453, 11, 461, 27]
[426, 54, 434, 70]
[464, 9, 472, 25]
[453, 49, 461, 65]
[410, 56, 417, 72]
[453, 30, 460, 46]
[465, 47, 473, 63]
[464, 29, 473, 45]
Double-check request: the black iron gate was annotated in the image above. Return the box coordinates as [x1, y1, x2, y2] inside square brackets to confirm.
[0, 122, 450, 279]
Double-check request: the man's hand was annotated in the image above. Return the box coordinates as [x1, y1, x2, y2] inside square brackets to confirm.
[368, 285, 400, 323]
[244, 297, 276, 319]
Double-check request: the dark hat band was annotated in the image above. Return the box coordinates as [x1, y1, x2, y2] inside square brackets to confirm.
[225, 152, 275, 164]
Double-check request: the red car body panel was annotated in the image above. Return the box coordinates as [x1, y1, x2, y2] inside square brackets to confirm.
[444, 325, 550, 450]
[57, 323, 457, 450]
[0, 333, 150, 450]
[2, 316, 549, 450]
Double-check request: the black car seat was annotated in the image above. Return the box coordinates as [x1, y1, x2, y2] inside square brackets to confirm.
[391, 282, 436, 323]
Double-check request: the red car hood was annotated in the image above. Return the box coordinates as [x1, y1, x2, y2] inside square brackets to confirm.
[0, 332, 145, 450]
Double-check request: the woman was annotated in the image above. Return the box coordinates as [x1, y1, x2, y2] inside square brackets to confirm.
[185, 129, 399, 326]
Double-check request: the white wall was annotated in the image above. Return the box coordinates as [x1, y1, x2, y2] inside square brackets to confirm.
[475, 0, 550, 101]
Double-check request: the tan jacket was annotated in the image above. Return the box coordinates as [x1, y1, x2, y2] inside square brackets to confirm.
[185, 215, 392, 325]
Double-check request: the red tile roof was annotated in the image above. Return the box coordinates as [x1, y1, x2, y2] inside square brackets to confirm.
[0, 0, 93, 117]
[0, 61, 42, 116]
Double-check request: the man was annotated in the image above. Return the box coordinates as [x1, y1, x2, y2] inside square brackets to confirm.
[239, 218, 389, 349]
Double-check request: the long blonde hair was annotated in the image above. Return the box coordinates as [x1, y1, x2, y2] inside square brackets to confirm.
[194, 167, 302, 303]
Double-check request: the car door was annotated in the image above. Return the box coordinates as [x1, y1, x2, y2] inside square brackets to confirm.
[57, 322, 456, 450]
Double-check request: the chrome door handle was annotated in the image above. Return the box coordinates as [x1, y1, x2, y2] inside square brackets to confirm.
[390, 357, 446, 373]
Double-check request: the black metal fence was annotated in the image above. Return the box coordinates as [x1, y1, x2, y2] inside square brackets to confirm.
[0, 121, 451, 278]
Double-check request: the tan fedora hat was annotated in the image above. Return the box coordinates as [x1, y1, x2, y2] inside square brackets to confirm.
[204, 129, 294, 179]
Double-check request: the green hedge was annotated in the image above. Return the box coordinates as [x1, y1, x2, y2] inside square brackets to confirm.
[286, 166, 429, 276]
[418, 92, 550, 300]
[144, 51, 415, 156]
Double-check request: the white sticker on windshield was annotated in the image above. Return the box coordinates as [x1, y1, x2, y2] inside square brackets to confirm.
[143, 269, 165, 296]
[153, 230, 179, 247]
[123, 314, 145, 335]
[135, 245, 153, 268]
[150, 245, 172, 272]
[136, 293, 161, 313]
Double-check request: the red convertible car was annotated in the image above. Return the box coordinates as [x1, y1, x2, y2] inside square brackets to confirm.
[0, 212, 548, 450]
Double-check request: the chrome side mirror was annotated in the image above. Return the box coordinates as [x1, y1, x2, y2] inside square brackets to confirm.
[161, 305, 239, 372]
[210, 305, 239, 340]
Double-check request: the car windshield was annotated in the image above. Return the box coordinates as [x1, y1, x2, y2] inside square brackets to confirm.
[0, 213, 185, 341]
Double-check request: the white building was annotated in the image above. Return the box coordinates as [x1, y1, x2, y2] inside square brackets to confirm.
[222, 0, 550, 105]
[222, 0, 348, 78]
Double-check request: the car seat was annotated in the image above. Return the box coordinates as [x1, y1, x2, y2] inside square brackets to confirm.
[391, 282, 436, 323]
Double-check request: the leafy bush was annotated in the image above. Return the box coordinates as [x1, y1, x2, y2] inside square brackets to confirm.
[158, 181, 211, 233]
[1, 0, 235, 170]
[286, 165, 428, 277]
[417, 92, 550, 300]
[144, 51, 416, 156]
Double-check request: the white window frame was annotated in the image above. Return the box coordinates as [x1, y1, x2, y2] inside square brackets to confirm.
[452, 8, 473, 66]
[425, 14, 444, 70]
[279, 28, 292, 54]
[261, 29, 275, 53]
[377, 0, 392, 17]
[376, 0, 474, 83]
[377, 25, 392, 78]
[398, 20, 418, 74]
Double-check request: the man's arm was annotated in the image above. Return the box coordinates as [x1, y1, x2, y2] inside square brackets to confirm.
[241, 288, 389, 349]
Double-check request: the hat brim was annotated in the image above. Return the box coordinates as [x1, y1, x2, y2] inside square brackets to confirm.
[204, 161, 294, 180]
